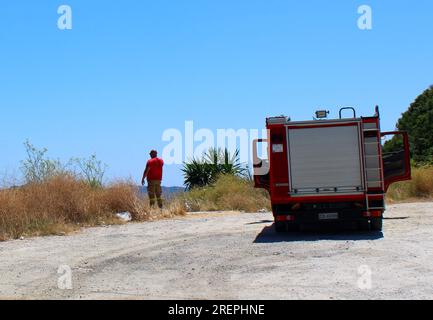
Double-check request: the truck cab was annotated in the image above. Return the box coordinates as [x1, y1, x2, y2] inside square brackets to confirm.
[253, 107, 411, 232]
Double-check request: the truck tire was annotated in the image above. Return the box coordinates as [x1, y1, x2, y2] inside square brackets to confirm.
[370, 217, 383, 231]
[275, 222, 287, 233]
[358, 219, 370, 231]
[286, 223, 298, 232]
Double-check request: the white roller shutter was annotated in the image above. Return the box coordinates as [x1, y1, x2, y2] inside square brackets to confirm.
[287, 125, 363, 195]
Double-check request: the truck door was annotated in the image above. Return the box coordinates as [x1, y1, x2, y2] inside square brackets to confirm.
[252, 139, 270, 190]
[381, 131, 411, 191]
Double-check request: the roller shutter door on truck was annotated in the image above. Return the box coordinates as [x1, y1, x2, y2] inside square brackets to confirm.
[287, 124, 364, 196]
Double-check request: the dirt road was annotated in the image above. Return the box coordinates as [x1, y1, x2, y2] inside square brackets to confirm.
[1, 202, 433, 300]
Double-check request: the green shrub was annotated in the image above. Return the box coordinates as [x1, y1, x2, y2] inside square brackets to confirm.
[182, 148, 249, 190]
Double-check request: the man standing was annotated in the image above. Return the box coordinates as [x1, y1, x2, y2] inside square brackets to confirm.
[141, 150, 164, 208]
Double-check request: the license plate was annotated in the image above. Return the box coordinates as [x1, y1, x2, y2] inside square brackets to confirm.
[318, 212, 339, 220]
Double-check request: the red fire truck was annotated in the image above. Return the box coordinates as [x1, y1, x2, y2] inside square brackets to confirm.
[253, 107, 411, 232]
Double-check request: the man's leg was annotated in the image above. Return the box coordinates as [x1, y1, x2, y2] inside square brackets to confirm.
[155, 180, 163, 209]
[147, 180, 156, 207]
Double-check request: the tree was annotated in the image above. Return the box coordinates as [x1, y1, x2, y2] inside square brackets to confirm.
[20, 140, 107, 187]
[72, 155, 107, 188]
[182, 148, 248, 190]
[385, 86, 433, 164]
[20, 140, 65, 183]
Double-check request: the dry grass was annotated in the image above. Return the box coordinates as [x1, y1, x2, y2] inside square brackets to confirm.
[387, 167, 433, 203]
[183, 175, 270, 212]
[0, 174, 186, 241]
[4, 166, 429, 241]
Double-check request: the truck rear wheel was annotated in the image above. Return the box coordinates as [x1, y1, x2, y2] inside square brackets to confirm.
[358, 219, 371, 231]
[275, 222, 287, 233]
[286, 223, 298, 232]
[370, 217, 383, 231]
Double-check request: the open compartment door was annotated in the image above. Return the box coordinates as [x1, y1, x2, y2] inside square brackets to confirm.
[252, 139, 270, 190]
[381, 131, 411, 192]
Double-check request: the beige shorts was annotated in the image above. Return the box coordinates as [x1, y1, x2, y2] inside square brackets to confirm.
[147, 180, 162, 198]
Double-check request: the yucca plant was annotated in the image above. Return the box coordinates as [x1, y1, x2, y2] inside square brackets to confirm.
[182, 148, 248, 190]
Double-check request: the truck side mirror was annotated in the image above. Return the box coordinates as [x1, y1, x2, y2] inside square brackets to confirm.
[252, 139, 270, 190]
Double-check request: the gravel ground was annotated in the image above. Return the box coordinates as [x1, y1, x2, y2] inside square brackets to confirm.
[1, 202, 433, 300]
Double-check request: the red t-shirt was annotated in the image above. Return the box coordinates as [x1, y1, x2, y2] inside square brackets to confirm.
[147, 157, 164, 181]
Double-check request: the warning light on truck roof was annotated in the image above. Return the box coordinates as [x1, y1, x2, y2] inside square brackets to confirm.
[315, 110, 329, 119]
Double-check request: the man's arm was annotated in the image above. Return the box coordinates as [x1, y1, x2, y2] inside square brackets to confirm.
[141, 164, 150, 186]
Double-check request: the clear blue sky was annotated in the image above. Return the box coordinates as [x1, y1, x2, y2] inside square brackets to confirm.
[1, 0, 432, 186]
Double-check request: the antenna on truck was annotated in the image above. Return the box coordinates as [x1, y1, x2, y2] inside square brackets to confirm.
[375, 105, 380, 118]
